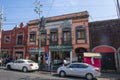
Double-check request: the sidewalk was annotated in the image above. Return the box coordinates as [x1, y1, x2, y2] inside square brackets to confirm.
[101, 72, 120, 78]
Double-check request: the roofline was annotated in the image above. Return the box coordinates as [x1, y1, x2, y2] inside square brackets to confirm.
[89, 18, 120, 24]
[28, 11, 89, 26]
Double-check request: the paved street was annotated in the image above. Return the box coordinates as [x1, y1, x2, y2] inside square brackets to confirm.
[0, 67, 120, 80]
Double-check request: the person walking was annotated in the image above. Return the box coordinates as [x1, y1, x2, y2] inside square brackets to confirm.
[63, 58, 68, 66]
[0, 57, 3, 67]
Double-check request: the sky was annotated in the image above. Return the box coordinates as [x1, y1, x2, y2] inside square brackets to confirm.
[0, 0, 119, 30]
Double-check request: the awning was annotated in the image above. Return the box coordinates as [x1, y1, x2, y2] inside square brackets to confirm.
[93, 45, 115, 53]
[84, 52, 101, 58]
[49, 45, 72, 51]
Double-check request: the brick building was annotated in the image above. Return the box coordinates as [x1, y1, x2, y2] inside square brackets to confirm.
[89, 19, 120, 71]
[1, 23, 28, 60]
[27, 11, 90, 69]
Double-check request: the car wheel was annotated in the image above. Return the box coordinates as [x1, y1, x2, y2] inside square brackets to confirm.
[7, 65, 11, 70]
[22, 67, 28, 72]
[59, 71, 66, 77]
[86, 73, 94, 80]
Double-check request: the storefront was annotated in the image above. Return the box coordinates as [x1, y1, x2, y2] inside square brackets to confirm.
[29, 47, 45, 62]
[1, 50, 10, 58]
[49, 45, 72, 70]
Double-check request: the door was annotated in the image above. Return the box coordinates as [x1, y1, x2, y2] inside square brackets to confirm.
[12, 60, 20, 70]
[65, 64, 79, 76]
[75, 64, 88, 76]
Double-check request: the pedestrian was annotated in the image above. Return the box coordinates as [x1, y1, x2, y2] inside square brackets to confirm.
[0, 57, 3, 67]
[63, 58, 68, 66]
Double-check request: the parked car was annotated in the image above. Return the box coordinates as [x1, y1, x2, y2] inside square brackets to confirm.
[6, 59, 39, 72]
[57, 62, 101, 80]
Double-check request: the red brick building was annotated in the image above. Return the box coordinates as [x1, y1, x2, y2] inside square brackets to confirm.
[1, 23, 28, 60]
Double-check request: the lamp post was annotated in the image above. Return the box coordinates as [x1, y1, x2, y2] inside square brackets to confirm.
[34, 0, 45, 68]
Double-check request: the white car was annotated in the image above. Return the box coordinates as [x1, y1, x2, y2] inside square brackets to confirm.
[6, 59, 39, 72]
[57, 63, 101, 80]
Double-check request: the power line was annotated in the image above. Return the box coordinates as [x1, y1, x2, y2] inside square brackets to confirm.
[46, 0, 55, 17]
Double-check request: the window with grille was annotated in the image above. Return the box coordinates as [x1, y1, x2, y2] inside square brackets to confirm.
[29, 31, 36, 42]
[4, 35, 10, 43]
[41, 33, 46, 46]
[17, 35, 23, 45]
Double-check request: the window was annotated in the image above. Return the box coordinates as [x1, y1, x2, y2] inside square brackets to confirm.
[4, 35, 10, 43]
[50, 29, 58, 45]
[69, 64, 78, 68]
[69, 64, 88, 68]
[62, 27, 71, 44]
[63, 31, 71, 44]
[78, 64, 88, 68]
[77, 30, 85, 39]
[41, 33, 46, 46]
[14, 60, 20, 63]
[51, 32, 57, 42]
[17, 35, 23, 45]
[76, 26, 86, 39]
[29, 31, 36, 42]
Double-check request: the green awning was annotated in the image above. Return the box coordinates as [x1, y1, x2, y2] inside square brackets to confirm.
[49, 45, 72, 51]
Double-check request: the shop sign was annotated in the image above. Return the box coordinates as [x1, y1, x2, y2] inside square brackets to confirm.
[29, 48, 45, 54]
[49, 45, 72, 51]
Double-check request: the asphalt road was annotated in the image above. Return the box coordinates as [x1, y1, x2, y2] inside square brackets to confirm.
[0, 69, 84, 80]
[0, 68, 120, 80]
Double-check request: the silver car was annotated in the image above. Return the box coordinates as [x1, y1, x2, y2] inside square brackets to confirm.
[57, 63, 101, 80]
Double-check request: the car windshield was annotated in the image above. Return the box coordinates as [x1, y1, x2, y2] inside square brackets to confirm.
[27, 60, 35, 63]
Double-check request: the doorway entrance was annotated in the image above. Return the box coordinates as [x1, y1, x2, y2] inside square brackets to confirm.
[75, 48, 87, 62]
[93, 45, 116, 70]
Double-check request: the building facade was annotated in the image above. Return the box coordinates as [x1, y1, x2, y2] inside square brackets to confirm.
[1, 11, 120, 72]
[1, 23, 28, 60]
[89, 19, 120, 72]
[27, 11, 90, 69]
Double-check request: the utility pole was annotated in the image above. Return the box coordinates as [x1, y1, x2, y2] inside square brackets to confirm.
[34, 0, 45, 69]
[0, 8, 3, 56]
[114, 0, 120, 19]
[116, 0, 120, 18]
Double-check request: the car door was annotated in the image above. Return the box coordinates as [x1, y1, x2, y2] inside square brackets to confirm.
[18, 60, 26, 70]
[75, 64, 88, 76]
[12, 60, 20, 70]
[65, 64, 78, 76]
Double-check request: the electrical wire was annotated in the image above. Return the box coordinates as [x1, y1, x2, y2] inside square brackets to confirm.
[46, 0, 55, 17]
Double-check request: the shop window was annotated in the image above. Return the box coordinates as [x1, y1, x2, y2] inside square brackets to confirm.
[2, 51, 10, 58]
[50, 29, 58, 45]
[29, 31, 36, 42]
[4, 35, 11, 43]
[17, 35, 23, 45]
[51, 51, 70, 66]
[62, 27, 71, 45]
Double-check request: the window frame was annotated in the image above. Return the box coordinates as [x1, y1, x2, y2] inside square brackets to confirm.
[62, 27, 71, 45]
[17, 34, 23, 45]
[4, 35, 11, 43]
[41, 30, 46, 46]
[29, 31, 36, 42]
[50, 28, 58, 45]
[76, 26, 86, 40]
